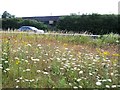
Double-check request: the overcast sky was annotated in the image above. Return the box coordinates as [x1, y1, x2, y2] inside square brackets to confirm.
[0, 0, 119, 17]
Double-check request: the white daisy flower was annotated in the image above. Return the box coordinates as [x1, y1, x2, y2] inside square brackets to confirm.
[79, 71, 83, 74]
[96, 81, 102, 86]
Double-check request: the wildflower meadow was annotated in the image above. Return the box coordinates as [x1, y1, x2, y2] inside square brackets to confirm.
[0, 31, 120, 89]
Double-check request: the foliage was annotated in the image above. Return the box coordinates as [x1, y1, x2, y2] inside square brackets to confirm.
[56, 14, 118, 35]
[2, 11, 15, 19]
[1, 11, 48, 30]
[2, 18, 21, 30]
[2, 18, 48, 30]
[1, 32, 119, 88]
[19, 19, 48, 30]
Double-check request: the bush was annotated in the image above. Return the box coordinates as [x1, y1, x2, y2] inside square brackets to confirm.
[2, 18, 48, 30]
[56, 14, 118, 35]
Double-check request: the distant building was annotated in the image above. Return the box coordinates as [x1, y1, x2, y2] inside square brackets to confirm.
[22, 16, 62, 26]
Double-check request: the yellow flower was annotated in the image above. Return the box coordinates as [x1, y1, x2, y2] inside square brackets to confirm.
[63, 43, 68, 47]
[103, 51, 109, 56]
[112, 53, 120, 57]
[16, 60, 20, 65]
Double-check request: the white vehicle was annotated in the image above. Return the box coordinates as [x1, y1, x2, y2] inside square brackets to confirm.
[18, 26, 44, 34]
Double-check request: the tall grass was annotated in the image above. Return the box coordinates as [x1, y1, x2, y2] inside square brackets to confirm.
[0, 32, 120, 88]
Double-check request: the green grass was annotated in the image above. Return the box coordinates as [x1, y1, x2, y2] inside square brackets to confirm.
[0, 32, 120, 88]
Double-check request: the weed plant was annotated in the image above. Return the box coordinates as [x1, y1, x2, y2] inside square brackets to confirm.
[0, 32, 120, 88]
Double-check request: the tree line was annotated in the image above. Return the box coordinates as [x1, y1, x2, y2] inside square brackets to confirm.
[1, 11, 48, 30]
[56, 14, 119, 34]
[2, 18, 48, 30]
[1, 11, 119, 34]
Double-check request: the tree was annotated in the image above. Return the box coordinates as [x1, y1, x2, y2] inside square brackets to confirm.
[2, 11, 15, 19]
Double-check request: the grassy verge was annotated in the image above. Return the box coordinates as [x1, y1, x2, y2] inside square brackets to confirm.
[0, 32, 120, 88]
